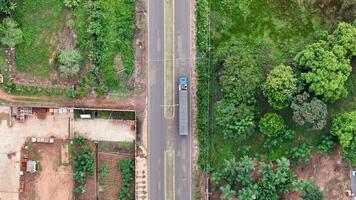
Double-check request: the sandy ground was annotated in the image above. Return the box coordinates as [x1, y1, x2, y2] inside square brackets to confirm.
[285, 149, 351, 200]
[0, 105, 137, 200]
[74, 119, 135, 142]
[19, 140, 73, 200]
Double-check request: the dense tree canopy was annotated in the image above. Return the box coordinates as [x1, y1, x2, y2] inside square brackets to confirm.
[331, 22, 356, 56]
[331, 111, 356, 164]
[259, 113, 286, 137]
[215, 41, 263, 138]
[291, 92, 328, 130]
[295, 22, 356, 102]
[0, 17, 23, 47]
[215, 100, 255, 138]
[263, 65, 297, 110]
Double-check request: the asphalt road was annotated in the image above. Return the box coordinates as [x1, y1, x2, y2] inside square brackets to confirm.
[148, 0, 192, 199]
[174, 0, 192, 199]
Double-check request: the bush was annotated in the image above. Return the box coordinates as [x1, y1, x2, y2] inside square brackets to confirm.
[291, 92, 328, 130]
[301, 182, 324, 200]
[57, 47, 81, 78]
[215, 100, 255, 138]
[99, 165, 109, 177]
[263, 65, 297, 110]
[259, 113, 286, 137]
[331, 111, 356, 164]
[288, 143, 312, 165]
[0, 0, 16, 15]
[318, 135, 337, 153]
[1, 17, 23, 47]
[63, 0, 80, 8]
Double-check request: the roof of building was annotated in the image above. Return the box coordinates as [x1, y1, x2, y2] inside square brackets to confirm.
[26, 160, 37, 173]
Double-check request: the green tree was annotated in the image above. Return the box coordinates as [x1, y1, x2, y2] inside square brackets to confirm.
[291, 92, 328, 130]
[295, 39, 352, 102]
[57, 48, 81, 78]
[220, 46, 263, 104]
[331, 22, 356, 56]
[63, 0, 80, 8]
[331, 111, 356, 164]
[263, 65, 297, 110]
[238, 184, 258, 200]
[259, 113, 286, 137]
[215, 100, 255, 138]
[1, 17, 23, 47]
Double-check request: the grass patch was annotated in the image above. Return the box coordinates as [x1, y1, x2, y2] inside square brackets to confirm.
[74, 109, 135, 120]
[14, 0, 64, 77]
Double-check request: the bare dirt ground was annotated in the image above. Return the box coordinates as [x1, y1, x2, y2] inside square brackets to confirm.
[286, 148, 351, 200]
[19, 139, 73, 200]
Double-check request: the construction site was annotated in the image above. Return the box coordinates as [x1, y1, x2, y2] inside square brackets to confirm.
[0, 105, 148, 200]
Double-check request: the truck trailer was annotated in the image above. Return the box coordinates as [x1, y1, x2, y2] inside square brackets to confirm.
[178, 76, 189, 136]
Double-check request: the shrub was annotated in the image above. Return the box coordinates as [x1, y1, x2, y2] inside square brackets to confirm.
[215, 100, 255, 138]
[0, 0, 16, 15]
[291, 92, 328, 130]
[263, 65, 297, 110]
[301, 182, 324, 200]
[64, 0, 80, 8]
[1, 17, 23, 47]
[99, 165, 109, 177]
[288, 143, 312, 165]
[318, 135, 337, 153]
[57, 48, 81, 78]
[331, 112, 356, 164]
[259, 113, 286, 137]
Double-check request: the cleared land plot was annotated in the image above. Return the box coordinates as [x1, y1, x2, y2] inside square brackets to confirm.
[74, 119, 135, 142]
[14, 0, 64, 77]
[19, 140, 73, 200]
[286, 150, 351, 200]
[0, 106, 135, 200]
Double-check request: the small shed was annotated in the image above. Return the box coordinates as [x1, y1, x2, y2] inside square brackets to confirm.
[26, 160, 37, 173]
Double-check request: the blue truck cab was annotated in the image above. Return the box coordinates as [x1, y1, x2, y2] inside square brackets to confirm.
[178, 76, 188, 90]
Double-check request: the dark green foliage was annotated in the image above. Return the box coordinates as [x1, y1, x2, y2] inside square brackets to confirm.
[215, 41, 263, 138]
[259, 113, 286, 137]
[212, 157, 296, 200]
[318, 135, 337, 153]
[291, 92, 328, 130]
[195, 0, 209, 170]
[263, 65, 297, 110]
[117, 159, 134, 200]
[0, 0, 15, 15]
[301, 181, 324, 200]
[215, 101, 254, 138]
[263, 129, 295, 151]
[288, 143, 312, 165]
[331, 111, 356, 164]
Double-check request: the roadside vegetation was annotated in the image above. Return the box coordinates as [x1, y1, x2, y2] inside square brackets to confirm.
[196, 0, 356, 198]
[117, 159, 134, 200]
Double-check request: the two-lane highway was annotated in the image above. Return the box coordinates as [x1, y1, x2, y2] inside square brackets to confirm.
[148, 0, 192, 199]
